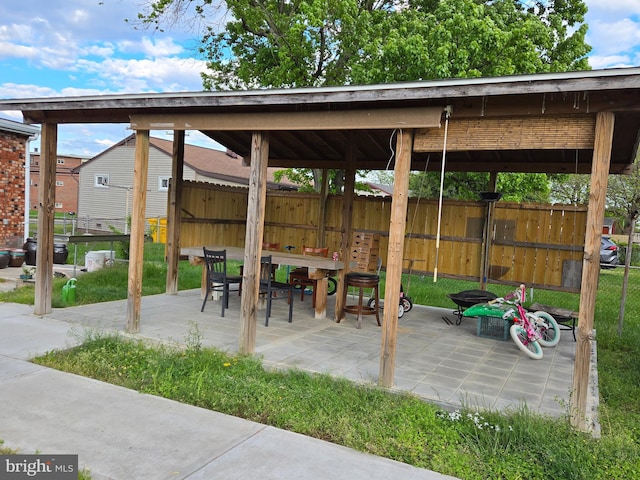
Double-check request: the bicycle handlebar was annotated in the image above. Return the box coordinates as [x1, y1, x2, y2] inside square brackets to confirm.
[488, 286, 525, 305]
[503, 291, 519, 301]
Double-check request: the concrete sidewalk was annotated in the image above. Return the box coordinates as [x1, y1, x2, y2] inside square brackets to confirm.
[0, 303, 457, 480]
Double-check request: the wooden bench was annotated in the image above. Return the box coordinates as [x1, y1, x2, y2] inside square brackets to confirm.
[528, 302, 577, 341]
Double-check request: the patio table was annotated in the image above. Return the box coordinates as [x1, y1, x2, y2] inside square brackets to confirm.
[181, 245, 344, 319]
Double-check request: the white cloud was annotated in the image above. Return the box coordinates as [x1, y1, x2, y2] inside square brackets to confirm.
[589, 54, 635, 69]
[584, 0, 640, 68]
[586, 0, 640, 13]
[70, 9, 90, 25]
[140, 37, 185, 57]
[95, 138, 117, 148]
[54, 123, 130, 156]
[0, 110, 24, 121]
[0, 42, 40, 60]
[0, 23, 35, 43]
[0, 83, 59, 99]
[74, 56, 206, 92]
[84, 44, 116, 58]
[0, 82, 117, 100]
[587, 18, 640, 56]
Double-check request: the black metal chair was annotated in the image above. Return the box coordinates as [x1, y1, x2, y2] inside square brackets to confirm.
[259, 255, 294, 326]
[201, 248, 242, 317]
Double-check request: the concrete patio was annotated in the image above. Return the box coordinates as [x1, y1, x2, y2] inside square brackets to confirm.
[32, 283, 577, 418]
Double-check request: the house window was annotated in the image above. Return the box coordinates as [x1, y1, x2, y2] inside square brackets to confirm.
[57, 158, 65, 164]
[56, 180, 64, 187]
[55, 202, 63, 209]
[158, 176, 170, 192]
[95, 174, 109, 188]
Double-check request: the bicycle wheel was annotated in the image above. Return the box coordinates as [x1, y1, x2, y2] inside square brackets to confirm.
[327, 277, 337, 296]
[509, 324, 543, 360]
[401, 297, 413, 313]
[531, 311, 561, 347]
[367, 298, 404, 318]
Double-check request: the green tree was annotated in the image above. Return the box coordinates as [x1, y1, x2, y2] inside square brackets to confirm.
[351, 0, 589, 84]
[606, 161, 640, 233]
[134, 0, 591, 194]
[136, 0, 589, 88]
[409, 171, 550, 202]
[549, 173, 590, 205]
[273, 168, 374, 193]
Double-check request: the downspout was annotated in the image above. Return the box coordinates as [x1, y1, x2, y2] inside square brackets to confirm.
[24, 133, 40, 242]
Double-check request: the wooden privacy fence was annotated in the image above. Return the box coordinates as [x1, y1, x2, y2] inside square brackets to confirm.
[178, 181, 587, 292]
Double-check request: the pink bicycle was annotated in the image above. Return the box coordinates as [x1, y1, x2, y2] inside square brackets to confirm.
[463, 284, 550, 359]
[504, 285, 544, 359]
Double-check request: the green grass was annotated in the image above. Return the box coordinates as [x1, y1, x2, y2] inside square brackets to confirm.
[33, 330, 640, 479]
[3, 246, 640, 477]
[0, 243, 204, 307]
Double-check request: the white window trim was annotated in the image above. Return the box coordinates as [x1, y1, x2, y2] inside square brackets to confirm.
[158, 176, 170, 192]
[95, 174, 109, 188]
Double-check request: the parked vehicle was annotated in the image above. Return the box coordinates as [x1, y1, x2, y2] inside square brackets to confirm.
[600, 236, 620, 268]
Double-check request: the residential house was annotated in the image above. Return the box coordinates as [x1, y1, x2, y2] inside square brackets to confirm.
[29, 151, 91, 214]
[76, 134, 296, 233]
[603, 217, 615, 235]
[364, 182, 394, 197]
[0, 118, 39, 246]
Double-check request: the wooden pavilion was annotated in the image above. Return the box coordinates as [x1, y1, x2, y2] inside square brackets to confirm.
[3, 67, 640, 431]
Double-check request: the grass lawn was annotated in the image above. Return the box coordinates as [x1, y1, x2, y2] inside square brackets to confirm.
[1, 244, 639, 478]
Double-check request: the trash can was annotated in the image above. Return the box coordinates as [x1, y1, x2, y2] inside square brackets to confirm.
[85, 251, 106, 272]
[62, 278, 77, 305]
[0, 248, 9, 269]
[53, 243, 69, 264]
[23, 238, 37, 266]
[9, 249, 25, 267]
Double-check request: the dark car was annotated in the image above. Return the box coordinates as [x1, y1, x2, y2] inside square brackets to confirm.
[600, 236, 620, 268]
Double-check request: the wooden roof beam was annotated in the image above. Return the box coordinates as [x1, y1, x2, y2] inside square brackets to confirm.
[130, 107, 444, 131]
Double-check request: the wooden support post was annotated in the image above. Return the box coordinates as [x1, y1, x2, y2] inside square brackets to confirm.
[571, 112, 614, 431]
[34, 123, 57, 315]
[380, 129, 413, 387]
[488, 172, 498, 191]
[480, 172, 499, 289]
[317, 168, 330, 248]
[239, 131, 269, 354]
[334, 138, 356, 322]
[166, 130, 185, 294]
[126, 130, 150, 334]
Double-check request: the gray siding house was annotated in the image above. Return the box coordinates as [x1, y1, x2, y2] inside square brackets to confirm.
[76, 134, 295, 234]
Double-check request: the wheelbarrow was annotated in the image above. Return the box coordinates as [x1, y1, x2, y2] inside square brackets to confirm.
[445, 289, 497, 325]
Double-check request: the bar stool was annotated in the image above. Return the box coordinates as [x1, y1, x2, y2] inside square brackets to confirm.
[339, 272, 381, 329]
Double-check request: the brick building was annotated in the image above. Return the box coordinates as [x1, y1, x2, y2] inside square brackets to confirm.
[29, 151, 90, 214]
[0, 118, 39, 247]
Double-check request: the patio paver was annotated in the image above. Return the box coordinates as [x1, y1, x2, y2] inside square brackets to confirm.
[41, 287, 577, 417]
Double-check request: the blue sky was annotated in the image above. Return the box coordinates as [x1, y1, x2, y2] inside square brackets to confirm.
[1, 0, 639, 156]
